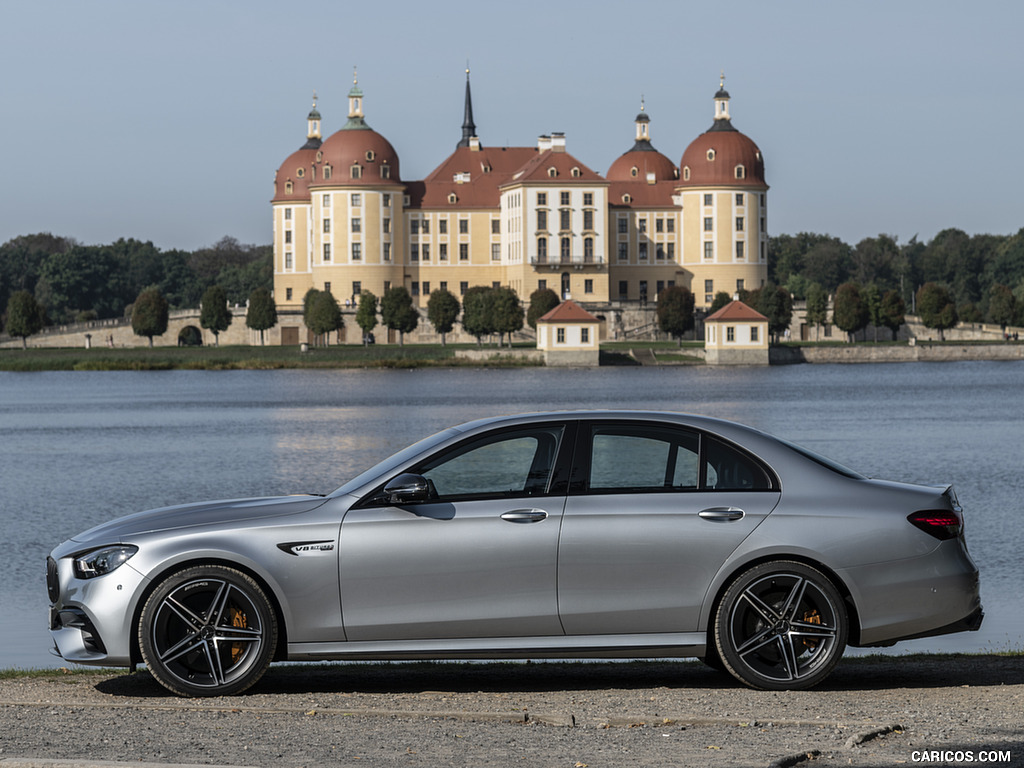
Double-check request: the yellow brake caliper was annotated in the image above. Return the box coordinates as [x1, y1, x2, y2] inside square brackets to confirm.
[802, 609, 821, 651]
[229, 607, 248, 664]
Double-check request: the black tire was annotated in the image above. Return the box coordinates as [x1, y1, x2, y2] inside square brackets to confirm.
[138, 565, 278, 697]
[714, 560, 847, 691]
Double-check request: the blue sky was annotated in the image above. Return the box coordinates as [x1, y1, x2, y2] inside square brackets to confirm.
[2, 0, 1021, 251]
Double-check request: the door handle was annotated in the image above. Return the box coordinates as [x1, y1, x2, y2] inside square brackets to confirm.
[500, 509, 548, 523]
[698, 507, 745, 521]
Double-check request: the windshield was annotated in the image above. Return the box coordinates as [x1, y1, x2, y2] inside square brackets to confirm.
[330, 427, 462, 497]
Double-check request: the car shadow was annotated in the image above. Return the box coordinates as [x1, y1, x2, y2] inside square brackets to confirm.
[94, 654, 1024, 699]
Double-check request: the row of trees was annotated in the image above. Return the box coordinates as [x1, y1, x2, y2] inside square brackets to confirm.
[0, 233, 270, 330]
[770, 227, 1024, 327]
[3, 283, 279, 348]
[301, 284, 547, 347]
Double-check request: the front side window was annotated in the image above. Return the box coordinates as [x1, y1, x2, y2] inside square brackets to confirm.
[416, 426, 565, 501]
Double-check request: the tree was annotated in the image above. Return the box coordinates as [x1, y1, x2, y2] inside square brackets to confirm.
[804, 283, 829, 341]
[832, 282, 869, 342]
[355, 291, 379, 345]
[754, 283, 793, 342]
[526, 287, 560, 329]
[245, 287, 277, 345]
[879, 290, 906, 341]
[305, 290, 343, 345]
[656, 285, 695, 345]
[131, 287, 169, 347]
[708, 291, 732, 315]
[988, 284, 1016, 329]
[916, 282, 958, 341]
[199, 285, 232, 346]
[461, 286, 495, 346]
[380, 286, 418, 346]
[490, 286, 524, 347]
[5, 290, 43, 348]
[863, 283, 883, 342]
[426, 288, 460, 346]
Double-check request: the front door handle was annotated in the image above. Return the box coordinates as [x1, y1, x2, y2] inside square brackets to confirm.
[698, 507, 745, 521]
[500, 509, 548, 523]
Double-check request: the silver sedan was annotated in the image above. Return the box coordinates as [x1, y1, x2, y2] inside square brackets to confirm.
[47, 411, 982, 697]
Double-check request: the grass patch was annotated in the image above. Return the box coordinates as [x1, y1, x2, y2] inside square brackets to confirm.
[0, 344, 542, 371]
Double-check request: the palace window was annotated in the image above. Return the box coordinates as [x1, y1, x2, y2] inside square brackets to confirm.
[323, 243, 331, 262]
[284, 208, 292, 220]
[727, 326, 735, 342]
[351, 243, 361, 261]
[736, 193, 744, 206]
[583, 192, 593, 206]
[422, 244, 430, 261]
[618, 242, 628, 261]
[410, 245, 419, 262]
[537, 237, 548, 260]
[439, 219, 448, 234]
[560, 191, 570, 206]
[460, 281, 468, 295]
[459, 219, 468, 234]
[351, 218, 361, 233]
[459, 243, 469, 261]
[383, 217, 390, 233]
[411, 220, 420, 235]
[617, 216, 628, 234]
[560, 209, 571, 231]
[351, 194, 361, 206]
[538, 192, 547, 206]
[491, 243, 501, 261]
[323, 219, 330, 233]
[584, 237, 593, 260]
[666, 218, 675, 233]
[584, 279, 593, 294]
[285, 252, 293, 269]
[704, 242, 714, 260]
[583, 210, 593, 230]
[735, 165, 745, 179]
[491, 219, 500, 234]
[380, 163, 390, 179]
[736, 217, 744, 231]
[322, 193, 330, 207]
[704, 194, 713, 206]
[383, 242, 391, 261]
[655, 218, 663, 233]
[537, 209, 547, 230]
[561, 237, 571, 260]
[284, 230, 292, 244]
[736, 241, 745, 260]
[383, 193, 391, 206]
[350, 164, 362, 179]
[704, 217, 713, 231]
[439, 243, 448, 260]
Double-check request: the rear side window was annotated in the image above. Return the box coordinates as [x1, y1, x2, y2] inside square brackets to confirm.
[704, 436, 773, 490]
[582, 424, 774, 493]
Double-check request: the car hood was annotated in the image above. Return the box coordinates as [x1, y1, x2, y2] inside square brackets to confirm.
[69, 495, 331, 544]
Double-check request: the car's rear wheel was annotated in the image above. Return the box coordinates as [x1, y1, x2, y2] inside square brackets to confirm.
[714, 561, 847, 690]
[138, 565, 277, 697]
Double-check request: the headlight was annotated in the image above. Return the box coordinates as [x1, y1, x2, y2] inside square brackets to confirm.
[73, 545, 138, 579]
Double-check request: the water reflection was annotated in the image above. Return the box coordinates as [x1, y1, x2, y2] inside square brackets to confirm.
[2, 362, 1022, 668]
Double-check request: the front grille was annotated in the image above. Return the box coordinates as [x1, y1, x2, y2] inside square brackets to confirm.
[46, 556, 59, 603]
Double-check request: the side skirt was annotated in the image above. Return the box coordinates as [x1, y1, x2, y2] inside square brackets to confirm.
[287, 632, 707, 661]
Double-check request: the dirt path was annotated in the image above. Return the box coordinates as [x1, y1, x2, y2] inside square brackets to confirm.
[1, 656, 1022, 767]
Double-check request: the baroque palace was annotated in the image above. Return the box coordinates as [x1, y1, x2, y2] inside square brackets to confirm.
[271, 72, 768, 333]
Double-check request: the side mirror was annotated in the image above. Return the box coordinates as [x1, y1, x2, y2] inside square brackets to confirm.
[383, 473, 430, 504]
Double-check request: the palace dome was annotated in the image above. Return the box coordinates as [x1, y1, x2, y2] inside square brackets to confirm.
[678, 80, 765, 188]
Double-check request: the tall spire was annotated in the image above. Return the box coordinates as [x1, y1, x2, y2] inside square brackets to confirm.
[457, 66, 478, 148]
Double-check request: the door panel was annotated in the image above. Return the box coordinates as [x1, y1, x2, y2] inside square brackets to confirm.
[340, 497, 565, 641]
[340, 422, 570, 642]
[558, 491, 778, 635]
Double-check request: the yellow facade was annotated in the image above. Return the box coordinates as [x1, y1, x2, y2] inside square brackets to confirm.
[272, 76, 768, 316]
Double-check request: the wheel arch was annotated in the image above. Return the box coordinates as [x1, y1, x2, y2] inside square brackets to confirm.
[703, 553, 863, 650]
[129, 557, 290, 667]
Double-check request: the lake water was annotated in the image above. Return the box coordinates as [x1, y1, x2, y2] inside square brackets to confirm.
[2, 362, 1021, 669]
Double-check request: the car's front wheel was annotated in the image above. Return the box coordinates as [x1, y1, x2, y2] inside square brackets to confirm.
[138, 565, 278, 697]
[714, 560, 847, 690]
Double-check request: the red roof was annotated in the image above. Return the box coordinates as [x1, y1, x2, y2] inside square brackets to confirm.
[538, 299, 599, 323]
[679, 129, 766, 188]
[410, 146, 538, 209]
[705, 300, 767, 322]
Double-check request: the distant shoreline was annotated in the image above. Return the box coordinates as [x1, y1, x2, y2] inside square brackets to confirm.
[1, 341, 1023, 371]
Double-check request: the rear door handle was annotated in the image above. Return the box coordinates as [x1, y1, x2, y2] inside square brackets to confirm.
[500, 509, 548, 523]
[698, 507, 745, 521]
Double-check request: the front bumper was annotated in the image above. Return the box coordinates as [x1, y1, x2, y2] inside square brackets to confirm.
[47, 552, 147, 667]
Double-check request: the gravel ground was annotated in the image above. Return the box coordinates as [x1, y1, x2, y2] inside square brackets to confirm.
[1, 656, 1022, 768]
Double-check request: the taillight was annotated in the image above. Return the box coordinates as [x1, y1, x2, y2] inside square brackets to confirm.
[907, 509, 963, 540]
